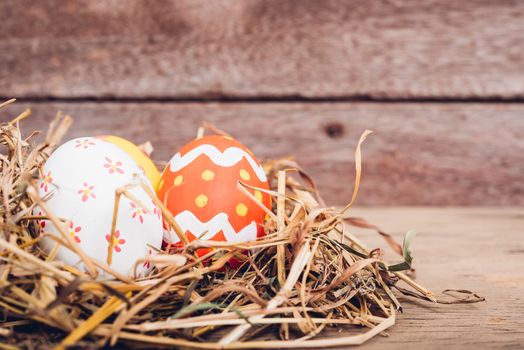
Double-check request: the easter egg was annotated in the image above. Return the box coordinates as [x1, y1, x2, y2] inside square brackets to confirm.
[100, 135, 161, 190]
[35, 137, 163, 278]
[157, 135, 271, 251]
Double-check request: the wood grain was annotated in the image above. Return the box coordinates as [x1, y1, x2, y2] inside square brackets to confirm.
[1, 0, 523, 99]
[2, 102, 523, 206]
[341, 207, 524, 349]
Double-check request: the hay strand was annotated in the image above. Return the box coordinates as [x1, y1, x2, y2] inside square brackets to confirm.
[0, 103, 483, 348]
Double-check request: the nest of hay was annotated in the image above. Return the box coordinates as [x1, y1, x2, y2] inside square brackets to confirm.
[0, 100, 483, 349]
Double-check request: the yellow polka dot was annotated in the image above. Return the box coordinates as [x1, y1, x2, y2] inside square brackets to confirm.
[174, 175, 183, 187]
[239, 169, 251, 181]
[236, 203, 248, 217]
[195, 194, 208, 208]
[201, 169, 215, 181]
[254, 190, 263, 202]
[158, 178, 164, 191]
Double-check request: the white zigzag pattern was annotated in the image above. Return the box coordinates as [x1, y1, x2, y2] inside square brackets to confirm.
[172, 210, 258, 243]
[169, 145, 267, 182]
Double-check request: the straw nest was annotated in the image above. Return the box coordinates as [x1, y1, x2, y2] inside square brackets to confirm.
[0, 100, 483, 349]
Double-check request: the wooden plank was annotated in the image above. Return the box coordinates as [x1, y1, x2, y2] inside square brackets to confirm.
[1, 0, 524, 99]
[339, 207, 524, 349]
[2, 102, 523, 206]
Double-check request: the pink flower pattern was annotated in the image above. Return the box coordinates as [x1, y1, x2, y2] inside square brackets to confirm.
[75, 138, 96, 149]
[40, 171, 53, 193]
[78, 182, 96, 202]
[152, 201, 162, 220]
[103, 157, 124, 175]
[143, 248, 153, 269]
[36, 211, 46, 234]
[130, 201, 148, 224]
[106, 230, 126, 253]
[68, 221, 82, 243]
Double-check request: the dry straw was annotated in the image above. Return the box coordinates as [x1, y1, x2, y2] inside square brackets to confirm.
[0, 101, 483, 349]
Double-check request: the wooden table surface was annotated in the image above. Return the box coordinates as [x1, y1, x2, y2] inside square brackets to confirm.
[340, 207, 524, 349]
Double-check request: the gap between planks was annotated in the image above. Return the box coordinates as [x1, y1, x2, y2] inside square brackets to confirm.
[4, 96, 524, 105]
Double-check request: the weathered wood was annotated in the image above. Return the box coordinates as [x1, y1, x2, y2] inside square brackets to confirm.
[2, 102, 523, 206]
[1, 0, 523, 99]
[340, 207, 524, 349]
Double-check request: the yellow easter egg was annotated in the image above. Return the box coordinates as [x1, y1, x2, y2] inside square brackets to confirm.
[100, 135, 161, 190]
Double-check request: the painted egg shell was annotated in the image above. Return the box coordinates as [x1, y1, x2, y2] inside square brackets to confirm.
[99, 135, 161, 190]
[157, 135, 271, 250]
[35, 137, 163, 278]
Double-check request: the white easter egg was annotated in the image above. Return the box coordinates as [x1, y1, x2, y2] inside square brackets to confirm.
[35, 137, 163, 278]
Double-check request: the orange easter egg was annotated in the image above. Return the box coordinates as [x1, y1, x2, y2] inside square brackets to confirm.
[157, 135, 271, 253]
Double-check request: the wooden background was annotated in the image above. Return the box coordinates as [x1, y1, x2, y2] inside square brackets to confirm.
[1, 0, 523, 206]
